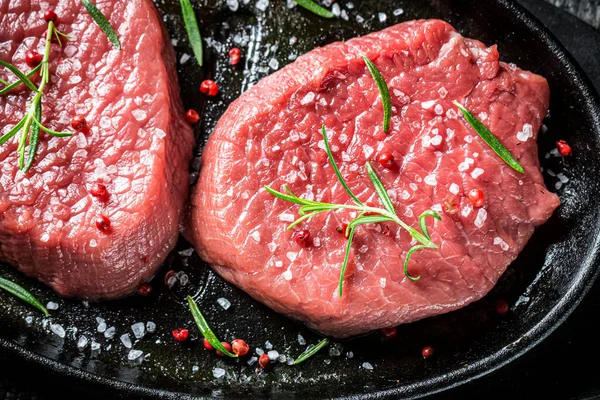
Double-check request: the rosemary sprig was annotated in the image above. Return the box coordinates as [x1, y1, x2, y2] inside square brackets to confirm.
[0, 277, 49, 317]
[180, 0, 203, 67]
[187, 296, 238, 358]
[292, 0, 335, 19]
[82, 0, 121, 50]
[453, 101, 524, 173]
[0, 64, 41, 96]
[265, 125, 441, 296]
[293, 338, 329, 364]
[0, 21, 72, 172]
[362, 55, 392, 134]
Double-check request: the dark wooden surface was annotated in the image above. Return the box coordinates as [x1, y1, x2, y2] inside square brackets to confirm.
[545, 0, 600, 28]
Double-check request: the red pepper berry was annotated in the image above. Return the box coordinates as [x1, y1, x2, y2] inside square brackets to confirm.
[43, 10, 57, 22]
[422, 345, 434, 359]
[364, 201, 378, 216]
[442, 196, 458, 215]
[556, 140, 572, 156]
[200, 80, 219, 96]
[90, 183, 109, 202]
[25, 50, 43, 68]
[377, 152, 394, 169]
[293, 229, 310, 247]
[71, 116, 87, 131]
[496, 299, 510, 316]
[216, 341, 232, 356]
[137, 283, 152, 296]
[381, 327, 397, 339]
[231, 339, 250, 357]
[203, 338, 214, 351]
[468, 189, 485, 208]
[336, 223, 349, 238]
[229, 47, 242, 66]
[258, 353, 271, 370]
[185, 109, 200, 124]
[95, 215, 111, 233]
[172, 328, 189, 342]
[164, 270, 176, 286]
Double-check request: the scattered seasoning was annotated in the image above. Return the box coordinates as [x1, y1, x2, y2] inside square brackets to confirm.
[172, 328, 189, 342]
[232, 339, 250, 356]
[81, 0, 121, 50]
[229, 47, 242, 66]
[294, 338, 330, 364]
[442, 196, 458, 215]
[293, 229, 311, 247]
[336, 223, 350, 238]
[292, 0, 335, 18]
[70, 116, 87, 131]
[362, 55, 392, 134]
[453, 101, 524, 173]
[496, 299, 510, 316]
[137, 283, 152, 296]
[90, 183, 109, 201]
[180, 0, 204, 67]
[468, 189, 485, 208]
[200, 80, 219, 96]
[421, 345, 434, 359]
[377, 152, 394, 169]
[258, 353, 271, 370]
[556, 140, 572, 156]
[266, 126, 441, 295]
[185, 109, 200, 124]
[43, 9, 58, 23]
[187, 296, 238, 357]
[0, 277, 49, 317]
[25, 51, 43, 68]
[381, 327, 397, 339]
[216, 341, 232, 357]
[203, 338, 214, 351]
[95, 215, 111, 233]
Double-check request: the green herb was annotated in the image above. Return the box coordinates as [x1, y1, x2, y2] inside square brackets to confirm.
[294, 338, 329, 364]
[0, 21, 72, 172]
[453, 101, 524, 173]
[362, 55, 392, 134]
[180, 0, 203, 67]
[265, 125, 440, 296]
[292, 0, 335, 18]
[81, 0, 121, 50]
[0, 64, 41, 96]
[0, 277, 49, 317]
[187, 296, 237, 358]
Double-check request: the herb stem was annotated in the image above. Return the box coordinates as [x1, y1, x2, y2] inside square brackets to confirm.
[294, 338, 330, 364]
[0, 277, 49, 317]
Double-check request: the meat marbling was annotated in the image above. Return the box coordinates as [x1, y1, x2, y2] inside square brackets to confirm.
[0, 0, 194, 299]
[190, 20, 560, 338]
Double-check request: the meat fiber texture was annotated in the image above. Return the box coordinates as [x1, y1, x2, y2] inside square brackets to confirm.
[0, 0, 194, 299]
[190, 20, 559, 338]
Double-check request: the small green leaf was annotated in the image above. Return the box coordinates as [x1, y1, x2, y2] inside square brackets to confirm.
[418, 210, 441, 241]
[0, 64, 42, 96]
[180, 0, 203, 67]
[361, 55, 392, 134]
[187, 296, 238, 358]
[23, 102, 42, 172]
[338, 227, 355, 297]
[31, 118, 72, 137]
[321, 125, 363, 206]
[453, 101, 524, 173]
[0, 277, 49, 317]
[365, 162, 395, 214]
[0, 118, 26, 146]
[0, 77, 9, 86]
[403, 245, 426, 281]
[348, 215, 392, 232]
[265, 185, 312, 205]
[292, 0, 335, 18]
[81, 0, 121, 50]
[294, 338, 330, 364]
[0, 60, 38, 92]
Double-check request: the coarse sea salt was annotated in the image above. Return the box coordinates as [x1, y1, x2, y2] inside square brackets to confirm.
[213, 367, 226, 379]
[424, 175, 437, 186]
[217, 297, 231, 310]
[362, 362, 374, 370]
[51, 324, 66, 338]
[474, 208, 487, 228]
[449, 183, 460, 195]
[131, 322, 146, 339]
[77, 336, 89, 350]
[421, 100, 436, 109]
[128, 349, 143, 361]
[120, 334, 133, 349]
[283, 270, 293, 281]
[471, 168, 484, 179]
[493, 236, 509, 251]
[461, 204, 473, 217]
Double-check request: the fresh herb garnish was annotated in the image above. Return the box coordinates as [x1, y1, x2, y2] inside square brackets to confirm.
[81, 0, 121, 50]
[362, 55, 392, 134]
[294, 338, 329, 364]
[453, 101, 524, 173]
[0, 64, 41, 96]
[0, 21, 72, 172]
[292, 0, 335, 19]
[265, 125, 440, 296]
[0, 277, 49, 317]
[187, 296, 238, 358]
[180, 0, 203, 67]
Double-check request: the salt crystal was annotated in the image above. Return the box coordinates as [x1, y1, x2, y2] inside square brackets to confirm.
[146, 321, 156, 333]
[269, 58, 279, 70]
[421, 100, 436, 109]
[51, 324, 66, 338]
[131, 322, 146, 339]
[363, 144, 374, 158]
[356, 15, 364, 23]
[217, 297, 231, 310]
[77, 335, 89, 350]
[393, 8, 404, 16]
[298, 334, 307, 345]
[120, 334, 133, 348]
[40, 233, 50, 243]
[313, 237, 321, 247]
[278, 354, 287, 363]
[275, 260, 283, 268]
[251, 230, 261, 242]
[265, 340, 274, 350]
[347, 351, 354, 358]
[128, 350, 143, 361]
[346, 2, 354, 9]
[434, 104, 444, 115]
[329, 342, 343, 357]
[493, 236, 509, 251]
[458, 162, 470, 172]
[256, 0, 269, 11]
[192, 365, 199, 373]
[332, 3, 341, 17]
[289, 36, 297, 45]
[247, 356, 258, 366]
[267, 242, 277, 252]
[461, 204, 473, 217]
[449, 183, 460, 195]
[474, 208, 487, 228]
[555, 181, 563, 190]
[464, 135, 473, 144]
[471, 168, 484, 179]
[378, 12, 387, 22]
[96, 317, 105, 324]
[547, 169, 556, 177]
[479, 112, 488, 121]
[430, 135, 443, 146]
[286, 0, 296, 8]
[25, 316, 33, 324]
[362, 362, 374, 370]
[424, 174, 437, 186]
[438, 87, 448, 98]
[213, 367, 226, 379]
[180, 54, 191, 64]
[300, 92, 315, 105]
[283, 270, 293, 281]
[97, 322, 107, 333]
[447, 128, 455, 139]
[268, 350, 279, 360]
[104, 326, 116, 339]
[557, 173, 569, 183]
[410, 183, 418, 191]
[256, 347, 264, 355]
[132, 110, 147, 121]
[227, 0, 239, 11]
[279, 213, 295, 222]
[286, 357, 295, 365]
[46, 301, 59, 310]
[91, 341, 101, 352]
[286, 252, 297, 262]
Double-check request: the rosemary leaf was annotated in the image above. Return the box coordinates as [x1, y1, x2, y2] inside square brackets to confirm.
[403, 245, 426, 281]
[294, 338, 330, 364]
[0, 118, 26, 146]
[23, 102, 42, 172]
[453, 101, 524, 173]
[361, 55, 392, 134]
[180, 0, 203, 67]
[0, 77, 8, 86]
[292, 0, 335, 18]
[82, 0, 121, 50]
[338, 227, 355, 297]
[0, 64, 41, 96]
[187, 296, 237, 358]
[0, 277, 49, 317]
[418, 210, 441, 241]
[265, 185, 312, 205]
[31, 118, 73, 137]
[365, 162, 395, 214]
[348, 215, 392, 231]
[0, 61, 38, 92]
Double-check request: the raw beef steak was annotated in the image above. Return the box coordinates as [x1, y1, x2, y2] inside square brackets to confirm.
[189, 20, 559, 337]
[0, 0, 194, 299]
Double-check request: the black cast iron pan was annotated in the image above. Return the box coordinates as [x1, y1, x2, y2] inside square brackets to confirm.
[1, 0, 599, 398]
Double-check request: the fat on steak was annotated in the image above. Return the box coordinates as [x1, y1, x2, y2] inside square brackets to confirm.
[0, 0, 194, 299]
[190, 19, 559, 338]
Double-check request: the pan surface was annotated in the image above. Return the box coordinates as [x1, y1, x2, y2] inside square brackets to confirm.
[1, 0, 599, 398]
